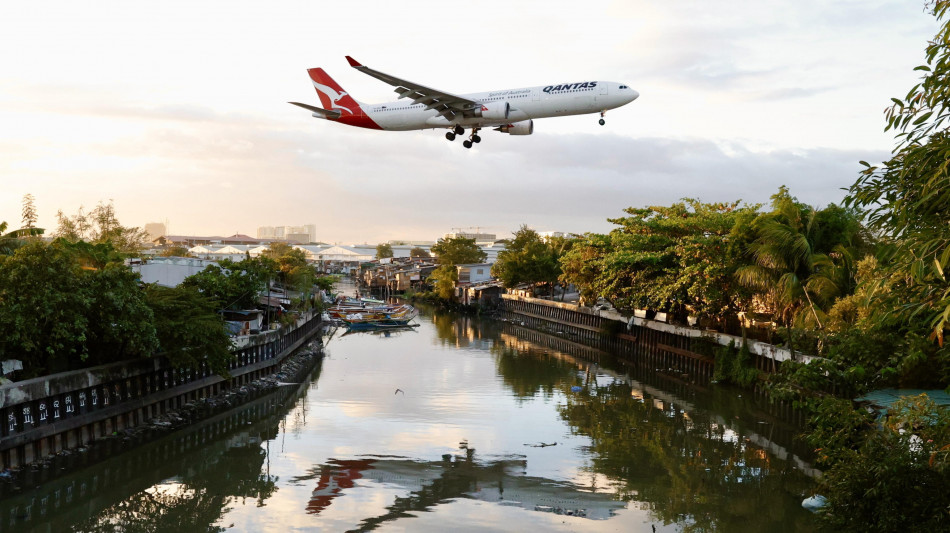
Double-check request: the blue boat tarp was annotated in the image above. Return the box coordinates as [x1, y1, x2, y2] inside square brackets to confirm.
[855, 389, 950, 411]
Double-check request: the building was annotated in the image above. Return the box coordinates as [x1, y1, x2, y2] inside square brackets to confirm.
[131, 257, 218, 287]
[144, 222, 167, 241]
[445, 231, 497, 243]
[257, 224, 317, 243]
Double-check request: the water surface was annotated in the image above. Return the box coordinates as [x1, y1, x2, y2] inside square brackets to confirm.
[3, 305, 819, 532]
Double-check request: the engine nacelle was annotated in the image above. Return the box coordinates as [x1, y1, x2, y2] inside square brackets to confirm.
[495, 120, 534, 135]
[476, 101, 510, 120]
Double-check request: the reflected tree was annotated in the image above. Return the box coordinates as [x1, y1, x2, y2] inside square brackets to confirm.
[558, 380, 815, 531]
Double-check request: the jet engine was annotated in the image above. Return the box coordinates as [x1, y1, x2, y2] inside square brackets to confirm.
[476, 101, 510, 120]
[494, 120, 534, 135]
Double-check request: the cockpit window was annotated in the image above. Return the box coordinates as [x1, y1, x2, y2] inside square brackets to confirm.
[619, 85, 628, 89]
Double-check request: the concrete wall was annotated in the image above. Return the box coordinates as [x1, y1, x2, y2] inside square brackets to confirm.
[0, 311, 322, 469]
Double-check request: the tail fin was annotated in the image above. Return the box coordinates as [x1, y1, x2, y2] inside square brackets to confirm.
[307, 68, 362, 117]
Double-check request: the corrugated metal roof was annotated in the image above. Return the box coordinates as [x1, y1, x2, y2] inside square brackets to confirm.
[855, 389, 950, 410]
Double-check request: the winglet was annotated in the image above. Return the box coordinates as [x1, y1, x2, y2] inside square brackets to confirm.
[345, 56, 362, 68]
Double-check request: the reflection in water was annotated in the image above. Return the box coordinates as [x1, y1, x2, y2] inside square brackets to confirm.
[0, 355, 321, 533]
[3, 303, 819, 532]
[558, 381, 815, 531]
[293, 450, 624, 531]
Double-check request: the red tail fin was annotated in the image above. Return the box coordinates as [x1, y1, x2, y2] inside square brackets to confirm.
[307, 68, 361, 117]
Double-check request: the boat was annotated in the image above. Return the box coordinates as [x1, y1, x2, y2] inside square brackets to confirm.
[340, 304, 418, 330]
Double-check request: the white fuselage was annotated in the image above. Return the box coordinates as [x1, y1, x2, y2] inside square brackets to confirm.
[362, 81, 638, 131]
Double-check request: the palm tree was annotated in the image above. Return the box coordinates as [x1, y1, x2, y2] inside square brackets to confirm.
[736, 188, 861, 335]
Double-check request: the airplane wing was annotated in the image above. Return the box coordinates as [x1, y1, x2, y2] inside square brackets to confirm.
[345, 56, 479, 121]
[288, 101, 342, 119]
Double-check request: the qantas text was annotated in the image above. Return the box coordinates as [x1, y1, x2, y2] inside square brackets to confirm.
[543, 82, 598, 93]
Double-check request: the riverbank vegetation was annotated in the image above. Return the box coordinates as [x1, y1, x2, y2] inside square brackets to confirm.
[0, 202, 330, 378]
[479, 4, 950, 527]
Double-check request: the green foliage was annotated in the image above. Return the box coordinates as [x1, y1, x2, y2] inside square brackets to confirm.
[182, 257, 273, 310]
[0, 220, 45, 255]
[314, 275, 337, 293]
[737, 186, 867, 331]
[561, 199, 759, 322]
[261, 243, 318, 309]
[144, 285, 234, 375]
[428, 264, 458, 301]
[375, 243, 394, 259]
[159, 245, 192, 257]
[54, 201, 149, 254]
[0, 241, 91, 375]
[846, 2, 950, 345]
[806, 395, 950, 531]
[430, 236, 486, 265]
[558, 233, 610, 305]
[80, 263, 159, 366]
[492, 225, 561, 289]
[711, 341, 759, 387]
[409, 246, 431, 258]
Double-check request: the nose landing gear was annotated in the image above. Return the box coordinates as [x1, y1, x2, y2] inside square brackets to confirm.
[598, 110, 607, 125]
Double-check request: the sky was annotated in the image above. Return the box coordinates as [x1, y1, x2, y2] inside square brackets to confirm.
[0, 1, 941, 244]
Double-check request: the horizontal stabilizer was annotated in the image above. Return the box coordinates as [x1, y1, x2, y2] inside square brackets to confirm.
[288, 101, 342, 119]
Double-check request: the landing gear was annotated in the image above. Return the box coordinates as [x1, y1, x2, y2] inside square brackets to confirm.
[448, 126, 481, 148]
[599, 111, 606, 126]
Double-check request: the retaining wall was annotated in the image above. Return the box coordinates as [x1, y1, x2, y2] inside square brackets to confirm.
[499, 295, 818, 383]
[0, 311, 322, 470]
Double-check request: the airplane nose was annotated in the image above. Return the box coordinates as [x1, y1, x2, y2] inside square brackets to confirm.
[630, 89, 640, 102]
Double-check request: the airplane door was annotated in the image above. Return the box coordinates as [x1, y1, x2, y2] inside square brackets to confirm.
[599, 82, 608, 96]
[533, 88, 540, 102]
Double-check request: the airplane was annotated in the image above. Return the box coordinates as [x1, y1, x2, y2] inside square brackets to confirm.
[289, 56, 639, 148]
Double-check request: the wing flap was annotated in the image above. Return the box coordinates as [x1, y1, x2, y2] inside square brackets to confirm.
[346, 56, 478, 118]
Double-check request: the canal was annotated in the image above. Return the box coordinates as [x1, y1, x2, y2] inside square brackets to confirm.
[0, 306, 820, 532]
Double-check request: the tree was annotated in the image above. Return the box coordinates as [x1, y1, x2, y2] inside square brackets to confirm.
[160, 245, 192, 257]
[21, 193, 37, 232]
[430, 236, 486, 265]
[492, 225, 561, 292]
[262, 243, 316, 310]
[737, 187, 864, 331]
[54, 201, 149, 254]
[144, 285, 234, 375]
[428, 265, 458, 300]
[846, 1, 950, 346]
[409, 246, 430, 259]
[806, 395, 950, 531]
[181, 257, 274, 310]
[559, 233, 611, 305]
[0, 241, 90, 375]
[376, 243, 394, 259]
[563, 199, 758, 323]
[0, 221, 43, 255]
[80, 263, 159, 366]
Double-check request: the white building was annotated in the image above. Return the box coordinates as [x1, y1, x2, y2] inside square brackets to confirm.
[131, 257, 217, 287]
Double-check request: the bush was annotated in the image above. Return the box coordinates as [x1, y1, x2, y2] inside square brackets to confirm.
[807, 395, 950, 531]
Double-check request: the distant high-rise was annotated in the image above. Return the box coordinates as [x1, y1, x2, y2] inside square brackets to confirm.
[257, 224, 317, 243]
[257, 226, 277, 239]
[445, 231, 496, 242]
[145, 222, 166, 241]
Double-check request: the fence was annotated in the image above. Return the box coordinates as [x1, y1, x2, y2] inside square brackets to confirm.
[0, 311, 322, 470]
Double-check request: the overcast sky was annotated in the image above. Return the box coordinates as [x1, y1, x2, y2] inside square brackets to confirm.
[0, 1, 939, 243]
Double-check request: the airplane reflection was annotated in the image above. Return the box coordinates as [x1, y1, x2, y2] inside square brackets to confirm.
[293, 449, 625, 529]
